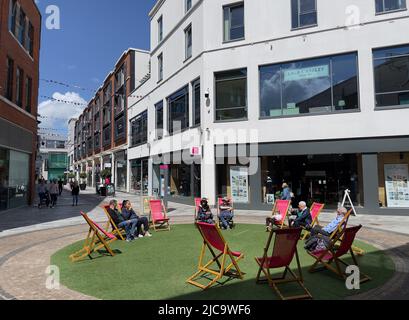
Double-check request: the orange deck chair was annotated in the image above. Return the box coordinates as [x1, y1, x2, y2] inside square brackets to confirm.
[149, 199, 170, 232]
[255, 227, 313, 300]
[69, 212, 117, 262]
[194, 197, 202, 223]
[187, 222, 244, 290]
[269, 200, 291, 229]
[301, 202, 325, 240]
[217, 197, 235, 229]
[102, 204, 125, 241]
[308, 225, 371, 283]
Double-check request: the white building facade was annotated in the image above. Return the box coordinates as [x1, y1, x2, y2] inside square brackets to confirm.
[127, 0, 409, 215]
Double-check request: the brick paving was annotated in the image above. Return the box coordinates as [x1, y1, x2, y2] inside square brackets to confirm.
[1, 190, 409, 300]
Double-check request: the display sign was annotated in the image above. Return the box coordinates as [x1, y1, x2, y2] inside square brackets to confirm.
[284, 65, 329, 82]
[384, 164, 409, 208]
[230, 166, 249, 204]
[190, 147, 201, 156]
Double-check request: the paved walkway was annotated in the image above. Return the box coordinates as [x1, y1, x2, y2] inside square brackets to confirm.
[0, 188, 409, 300]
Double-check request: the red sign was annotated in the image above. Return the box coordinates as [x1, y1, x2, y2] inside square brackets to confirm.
[160, 165, 169, 170]
[191, 147, 201, 156]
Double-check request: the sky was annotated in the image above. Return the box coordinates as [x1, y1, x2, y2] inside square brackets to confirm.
[35, 0, 156, 138]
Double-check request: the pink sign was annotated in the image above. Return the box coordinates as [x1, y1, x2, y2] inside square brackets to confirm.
[160, 165, 169, 170]
[191, 147, 201, 156]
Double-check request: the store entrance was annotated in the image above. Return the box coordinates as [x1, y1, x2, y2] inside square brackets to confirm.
[261, 154, 362, 207]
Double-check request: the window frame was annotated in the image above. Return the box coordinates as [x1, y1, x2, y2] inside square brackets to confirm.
[5, 57, 14, 101]
[167, 85, 190, 135]
[291, 0, 318, 31]
[192, 78, 201, 127]
[186, 0, 193, 13]
[158, 53, 164, 82]
[155, 101, 164, 140]
[158, 15, 163, 43]
[130, 110, 148, 148]
[184, 24, 193, 61]
[223, 2, 245, 43]
[214, 68, 248, 122]
[15, 67, 24, 107]
[375, 0, 407, 14]
[25, 76, 32, 113]
[372, 44, 409, 110]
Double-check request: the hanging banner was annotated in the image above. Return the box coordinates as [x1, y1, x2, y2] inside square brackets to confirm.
[230, 166, 249, 204]
[384, 164, 409, 208]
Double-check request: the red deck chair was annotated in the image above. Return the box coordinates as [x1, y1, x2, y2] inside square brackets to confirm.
[187, 222, 244, 290]
[255, 227, 312, 300]
[308, 225, 370, 283]
[149, 199, 170, 232]
[194, 197, 202, 223]
[301, 203, 325, 240]
[69, 212, 117, 262]
[102, 204, 125, 241]
[268, 200, 291, 229]
[217, 197, 235, 229]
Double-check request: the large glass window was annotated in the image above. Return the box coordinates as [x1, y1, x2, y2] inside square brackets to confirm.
[131, 159, 149, 195]
[103, 125, 111, 146]
[375, 0, 406, 13]
[373, 44, 409, 108]
[215, 68, 247, 121]
[260, 53, 359, 118]
[94, 133, 100, 150]
[115, 115, 125, 140]
[115, 151, 127, 191]
[185, 24, 192, 60]
[223, 3, 245, 42]
[8, 0, 17, 35]
[168, 86, 189, 134]
[16, 8, 26, 45]
[155, 101, 164, 140]
[193, 79, 201, 126]
[291, 0, 317, 29]
[130, 110, 148, 147]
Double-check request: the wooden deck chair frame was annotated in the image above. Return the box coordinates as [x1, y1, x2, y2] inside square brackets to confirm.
[308, 225, 371, 283]
[216, 197, 235, 229]
[149, 199, 171, 232]
[69, 212, 117, 262]
[187, 222, 244, 290]
[270, 200, 291, 229]
[102, 205, 126, 241]
[301, 202, 325, 240]
[255, 228, 312, 300]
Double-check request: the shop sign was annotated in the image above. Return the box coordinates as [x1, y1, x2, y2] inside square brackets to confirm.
[230, 166, 249, 204]
[284, 65, 329, 82]
[104, 163, 112, 169]
[160, 165, 169, 170]
[190, 147, 201, 156]
[384, 164, 409, 208]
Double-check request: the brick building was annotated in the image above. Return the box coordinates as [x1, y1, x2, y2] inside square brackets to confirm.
[73, 49, 149, 192]
[0, 0, 41, 211]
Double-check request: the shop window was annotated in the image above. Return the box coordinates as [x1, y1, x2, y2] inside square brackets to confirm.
[215, 68, 247, 121]
[260, 52, 359, 118]
[168, 86, 189, 134]
[373, 44, 409, 108]
[131, 159, 149, 195]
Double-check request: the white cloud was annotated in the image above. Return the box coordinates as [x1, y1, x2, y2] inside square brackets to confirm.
[38, 92, 87, 134]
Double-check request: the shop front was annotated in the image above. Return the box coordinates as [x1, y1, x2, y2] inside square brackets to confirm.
[0, 147, 30, 211]
[130, 158, 149, 196]
[115, 151, 127, 192]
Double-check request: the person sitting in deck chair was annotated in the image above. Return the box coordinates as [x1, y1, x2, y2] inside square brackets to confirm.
[305, 207, 348, 252]
[219, 197, 234, 230]
[197, 198, 215, 224]
[289, 201, 312, 228]
[122, 200, 152, 238]
[107, 200, 137, 242]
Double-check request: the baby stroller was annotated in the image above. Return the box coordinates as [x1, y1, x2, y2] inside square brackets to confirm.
[38, 191, 51, 209]
[217, 197, 235, 229]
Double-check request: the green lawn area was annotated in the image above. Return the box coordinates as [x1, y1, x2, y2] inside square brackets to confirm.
[51, 224, 395, 300]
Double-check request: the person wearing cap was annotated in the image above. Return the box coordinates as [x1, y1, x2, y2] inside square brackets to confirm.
[219, 197, 234, 230]
[198, 198, 215, 224]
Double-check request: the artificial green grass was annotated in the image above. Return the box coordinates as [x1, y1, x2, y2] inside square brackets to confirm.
[51, 224, 395, 300]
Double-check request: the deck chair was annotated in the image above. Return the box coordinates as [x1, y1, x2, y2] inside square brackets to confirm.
[308, 225, 371, 283]
[255, 227, 313, 300]
[102, 204, 126, 241]
[301, 203, 325, 240]
[187, 222, 244, 290]
[268, 200, 291, 229]
[69, 212, 117, 262]
[194, 197, 202, 223]
[149, 199, 170, 232]
[217, 197, 235, 229]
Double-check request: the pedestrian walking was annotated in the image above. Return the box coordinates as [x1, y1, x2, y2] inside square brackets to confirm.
[58, 179, 64, 196]
[72, 181, 80, 206]
[49, 180, 59, 208]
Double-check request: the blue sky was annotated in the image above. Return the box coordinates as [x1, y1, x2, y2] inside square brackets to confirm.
[36, 0, 156, 137]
